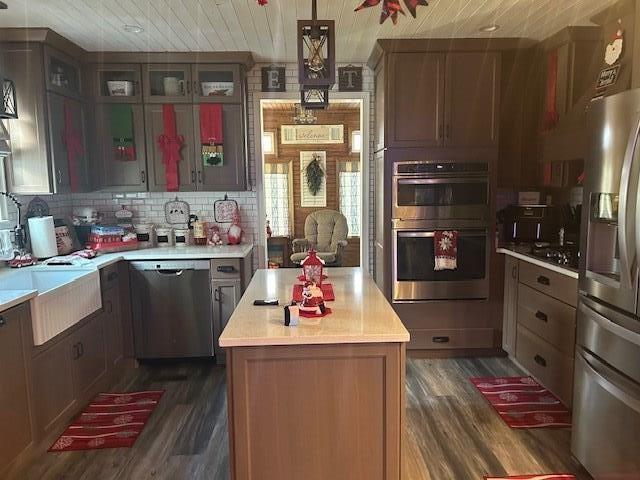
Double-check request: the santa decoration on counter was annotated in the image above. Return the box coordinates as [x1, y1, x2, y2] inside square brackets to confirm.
[227, 209, 243, 245]
[299, 281, 327, 316]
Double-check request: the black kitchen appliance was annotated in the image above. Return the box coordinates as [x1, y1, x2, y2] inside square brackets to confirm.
[501, 205, 560, 244]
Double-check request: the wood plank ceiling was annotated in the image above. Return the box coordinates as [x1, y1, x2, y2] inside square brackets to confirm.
[0, 0, 618, 61]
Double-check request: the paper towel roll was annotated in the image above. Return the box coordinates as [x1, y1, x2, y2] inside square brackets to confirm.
[29, 216, 58, 258]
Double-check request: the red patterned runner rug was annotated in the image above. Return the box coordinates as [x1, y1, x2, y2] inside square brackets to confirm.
[470, 376, 571, 428]
[49, 390, 164, 452]
[485, 476, 576, 479]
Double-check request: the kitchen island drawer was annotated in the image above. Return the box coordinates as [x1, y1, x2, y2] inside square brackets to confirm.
[518, 261, 578, 307]
[409, 327, 495, 350]
[516, 325, 574, 406]
[517, 284, 576, 356]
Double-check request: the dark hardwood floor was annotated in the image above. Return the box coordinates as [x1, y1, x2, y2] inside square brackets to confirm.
[8, 357, 591, 480]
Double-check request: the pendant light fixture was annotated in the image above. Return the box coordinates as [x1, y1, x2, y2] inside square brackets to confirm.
[298, 0, 334, 109]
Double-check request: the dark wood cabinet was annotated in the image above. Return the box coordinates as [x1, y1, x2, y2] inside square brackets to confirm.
[31, 334, 77, 433]
[88, 63, 142, 103]
[375, 48, 500, 150]
[2, 42, 88, 194]
[103, 281, 124, 369]
[386, 52, 445, 148]
[143, 63, 193, 104]
[444, 52, 500, 148]
[70, 314, 107, 399]
[193, 64, 243, 104]
[91, 103, 147, 191]
[0, 304, 33, 473]
[194, 103, 247, 191]
[46, 92, 88, 193]
[145, 103, 198, 192]
[44, 45, 82, 99]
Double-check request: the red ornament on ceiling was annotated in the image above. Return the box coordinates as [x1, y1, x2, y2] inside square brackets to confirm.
[257, 0, 268, 5]
[355, 0, 429, 25]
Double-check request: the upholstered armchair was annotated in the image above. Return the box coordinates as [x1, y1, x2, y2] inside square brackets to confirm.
[290, 210, 349, 266]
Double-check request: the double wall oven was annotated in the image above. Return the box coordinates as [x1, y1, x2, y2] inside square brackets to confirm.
[392, 161, 490, 302]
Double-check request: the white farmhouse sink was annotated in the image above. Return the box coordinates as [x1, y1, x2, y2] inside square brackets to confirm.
[0, 269, 102, 345]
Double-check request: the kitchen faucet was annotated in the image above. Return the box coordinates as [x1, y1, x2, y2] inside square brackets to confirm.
[0, 190, 25, 253]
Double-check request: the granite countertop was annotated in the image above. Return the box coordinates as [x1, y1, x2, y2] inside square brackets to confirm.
[219, 267, 410, 348]
[497, 246, 579, 279]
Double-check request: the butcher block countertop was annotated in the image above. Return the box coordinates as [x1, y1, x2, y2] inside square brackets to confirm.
[219, 267, 410, 348]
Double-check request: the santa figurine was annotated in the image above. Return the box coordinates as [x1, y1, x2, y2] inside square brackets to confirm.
[207, 224, 223, 246]
[299, 281, 326, 315]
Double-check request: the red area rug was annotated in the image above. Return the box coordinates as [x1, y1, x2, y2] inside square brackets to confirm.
[49, 390, 164, 452]
[292, 283, 335, 302]
[470, 376, 571, 428]
[485, 476, 576, 479]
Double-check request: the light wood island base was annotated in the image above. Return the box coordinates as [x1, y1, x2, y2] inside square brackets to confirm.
[220, 268, 410, 480]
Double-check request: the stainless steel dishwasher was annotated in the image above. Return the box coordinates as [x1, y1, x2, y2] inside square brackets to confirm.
[130, 260, 213, 359]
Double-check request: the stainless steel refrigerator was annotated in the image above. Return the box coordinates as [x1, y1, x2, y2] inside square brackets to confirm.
[574, 88, 640, 479]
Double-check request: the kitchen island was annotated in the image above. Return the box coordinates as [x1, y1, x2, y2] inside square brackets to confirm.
[219, 267, 409, 480]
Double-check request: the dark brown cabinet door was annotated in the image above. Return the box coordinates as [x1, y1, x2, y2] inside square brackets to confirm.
[92, 104, 147, 191]
[194, 104, 247, 191]
[0, 305, 32, 472]
[103, 286, 123, 369]
[44, 45, 82, 99]
[145, 103, 197, 191]
[47, 92, 88, 193]
[31, 336, 76, 433]
[71, 314, 107, 399]
[88, 63, 142, 103]
[387, 52, 445, 148]
[444, 52, 501, 148]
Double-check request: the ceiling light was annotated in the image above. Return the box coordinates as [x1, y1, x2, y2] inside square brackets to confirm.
[124, 24, 144, 34]
[479, 24, 500, 33]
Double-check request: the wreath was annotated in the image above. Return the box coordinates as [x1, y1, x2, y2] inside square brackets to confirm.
[305, 154, 325, 196]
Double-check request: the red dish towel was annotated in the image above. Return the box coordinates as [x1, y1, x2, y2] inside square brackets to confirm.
[157, 104, 184, 192]
[434, 230, 457, 271]
[200, 104, 224, 145]
[292, 283, 335, 302]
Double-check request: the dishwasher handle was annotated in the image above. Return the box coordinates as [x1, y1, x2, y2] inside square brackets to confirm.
[156, 269, 186, 276]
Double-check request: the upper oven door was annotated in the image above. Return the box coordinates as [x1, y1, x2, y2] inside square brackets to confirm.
[392, 176, 489, 221]
[392, 227, 489, 302]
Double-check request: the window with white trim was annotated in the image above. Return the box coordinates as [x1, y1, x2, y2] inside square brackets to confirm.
[338, 161, 360, 237]
[264, 162, 292, 237]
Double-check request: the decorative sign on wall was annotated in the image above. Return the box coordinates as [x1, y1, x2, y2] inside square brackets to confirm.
[300, 151, 327, 207]
[596, 65, 621, 90]
[281, 124, 344, 144]
[262, 66, 286, 92]
[338, 66, 363, 91]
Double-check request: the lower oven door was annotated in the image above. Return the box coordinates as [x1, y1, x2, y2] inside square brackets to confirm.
[392, 228, 489, 301]
[572, 348, 640, 479]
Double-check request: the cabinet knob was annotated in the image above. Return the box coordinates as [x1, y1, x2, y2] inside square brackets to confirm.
[214, 288, 221, 302]
[191, 170, 196, 184]
[140, 170, 146, 184]
[432, 336, 450, 344]
[0, 315, 5, 327]
[537, 275, 550, 286]
[107, 271, 118, 282]
[198, 171, 203, 184]
[535, 310, 548, 322]
[534, 354, 547, 367]
[511, 265, 517, 280]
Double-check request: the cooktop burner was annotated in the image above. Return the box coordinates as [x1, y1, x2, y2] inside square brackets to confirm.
[530, 246, 579, 269]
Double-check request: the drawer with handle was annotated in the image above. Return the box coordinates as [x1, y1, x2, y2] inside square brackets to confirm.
[517, 284, 576, 356]
[518, 261, 578, 307]
[515, 325, 574, 407]
[210, 259, 241, 280]
[409, 328, 495, 350]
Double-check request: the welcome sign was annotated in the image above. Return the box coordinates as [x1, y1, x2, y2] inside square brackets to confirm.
[280, 124, 344, 144]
